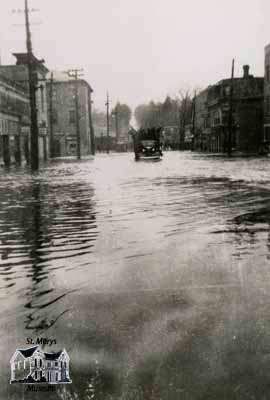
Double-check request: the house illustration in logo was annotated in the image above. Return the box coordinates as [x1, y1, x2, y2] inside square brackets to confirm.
[10, 346, 71, 384]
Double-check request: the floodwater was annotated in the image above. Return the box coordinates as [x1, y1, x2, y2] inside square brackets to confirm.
[1, 152, 270, 399]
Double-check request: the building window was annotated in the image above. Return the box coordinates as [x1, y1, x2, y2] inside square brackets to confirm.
[35, 371, 38, 380]
[52, 109, 58, 123]
[39, 359, 42, 367]
[213, 110, 220, 126]
[34, 358, 37, 367]
[55, 362, 58, 367]
[56, 372, 58, 381]
[225, 86, 230, 96]
[47, 362, 51, 367]
[69, 110, 76, 124]
[266, 65, 270, 83]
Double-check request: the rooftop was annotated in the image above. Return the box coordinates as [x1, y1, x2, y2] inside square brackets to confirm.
[44, 351, 63, 361]
[13, 53, 49, 74]
[50, 78, 93, 93]
[17, 346, 39, 358]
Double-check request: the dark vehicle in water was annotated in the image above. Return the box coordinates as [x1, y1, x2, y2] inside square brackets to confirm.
[131, 127, 163, 161]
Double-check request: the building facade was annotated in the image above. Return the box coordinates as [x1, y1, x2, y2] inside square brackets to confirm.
[0, 73, 30, 166]
[193, 88, 210, 151]
[162, 125, 179, 149]
[0, 53, 49, 162]
[47, 78, 94, 157]
[194, 65, 264, 153]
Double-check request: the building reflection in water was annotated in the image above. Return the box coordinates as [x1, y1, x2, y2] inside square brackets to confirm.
[0, 176, 98, 334]
[24, 180, 98, 334]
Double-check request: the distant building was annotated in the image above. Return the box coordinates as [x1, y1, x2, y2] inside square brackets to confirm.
[194, 65, 264, 153]
[115, 116, 133, 151]
[162, 125, 179, 149]
[93, 106, 133, 152]
[0, 73, 30, 166]
[46, 78, 94, 157]
[10, 346, 71, 384]
[184, 124, 193, 149]
[94, 125, 117, 152]
[0, 53, 49, 161]
[193, 88, 209, 151]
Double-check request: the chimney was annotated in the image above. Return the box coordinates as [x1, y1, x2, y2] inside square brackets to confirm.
[243, 65, 250, 78]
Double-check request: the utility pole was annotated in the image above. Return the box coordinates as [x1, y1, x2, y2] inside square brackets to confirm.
[67, 69, 83, 160]
[181, 96, 187, 150]
[228, 58, 235, 157]
[192, 91, 196, 151]
[49, 71, 54, 158]
[105, 92, 110, 153]
[88, 90, 95, 155]
[24, 0, 39, 170]
[114, 104, 119, 143]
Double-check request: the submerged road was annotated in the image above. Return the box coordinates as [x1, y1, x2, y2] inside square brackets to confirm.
[1, 151, 270, 399]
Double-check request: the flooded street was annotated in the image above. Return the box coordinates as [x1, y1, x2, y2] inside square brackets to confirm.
[2, 151, 270, 399]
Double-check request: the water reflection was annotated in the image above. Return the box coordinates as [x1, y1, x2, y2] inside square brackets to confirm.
[2, 154, 270, 399]
[210, 183, 270, 261]
[0, 174, 98, 334]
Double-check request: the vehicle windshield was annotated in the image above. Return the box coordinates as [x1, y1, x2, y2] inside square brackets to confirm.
[141, 140, 156, 147]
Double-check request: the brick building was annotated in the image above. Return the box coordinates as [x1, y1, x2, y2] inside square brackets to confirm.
[0, 53, 49, 161]
[194, 65, 264, 153]
[0, 74, 30, 166]
[47, 78, 94, 157]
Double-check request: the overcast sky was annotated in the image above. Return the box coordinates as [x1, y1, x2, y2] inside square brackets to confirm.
[0, 0, 269, 113]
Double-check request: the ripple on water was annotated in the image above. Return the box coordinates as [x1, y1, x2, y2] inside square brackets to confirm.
[1, 153, 270, 399]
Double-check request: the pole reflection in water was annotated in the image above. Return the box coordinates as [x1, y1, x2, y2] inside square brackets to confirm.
[22, 182, 68, 333]
[0, 172, 98, 337]
[24, 180, 98, 334]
